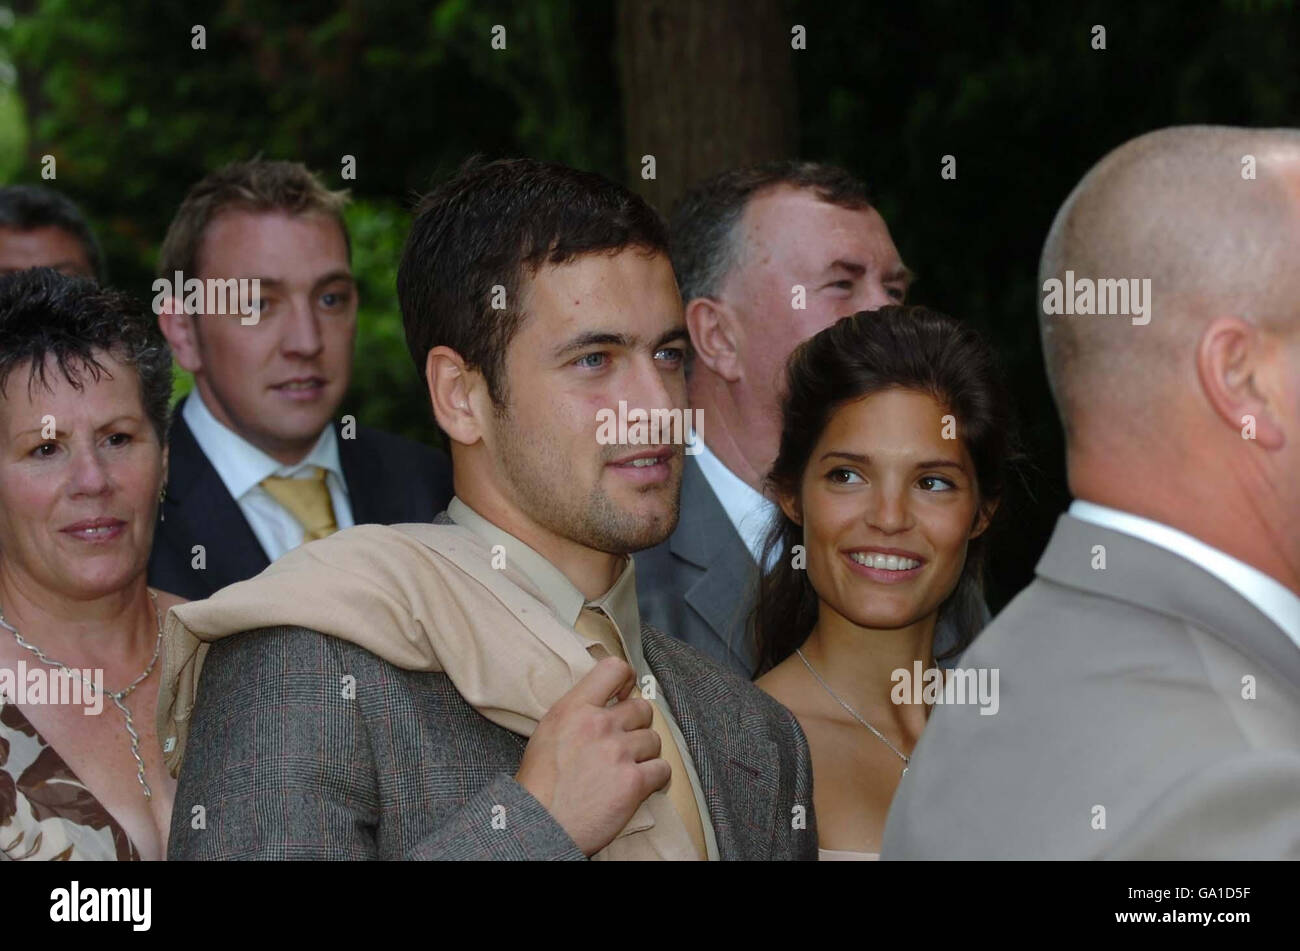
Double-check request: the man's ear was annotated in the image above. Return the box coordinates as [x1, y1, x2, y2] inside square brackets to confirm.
[425, 346, 488, 447]
[685, 296, 744, 383]
[1197, 317, 1285, 450]
[157, 298, 203, 374]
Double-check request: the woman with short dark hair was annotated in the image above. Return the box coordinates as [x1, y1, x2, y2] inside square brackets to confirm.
[755, 305, 1016, 859]
[0, 268, 182, 860]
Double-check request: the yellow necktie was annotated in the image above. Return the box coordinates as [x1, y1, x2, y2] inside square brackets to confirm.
[259, 467, 339, 542]
[574, 606, 708, 860]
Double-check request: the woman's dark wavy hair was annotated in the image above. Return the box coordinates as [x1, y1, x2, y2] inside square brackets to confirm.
[753, 305, 1016, 675]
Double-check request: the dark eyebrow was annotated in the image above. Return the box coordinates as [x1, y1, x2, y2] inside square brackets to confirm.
[652, 327, 689, 349]
[820, 450, 869, 464]
[247, 271, 355, 291]
[914, 459, 964, 471]
[818, 451, 965, 471]
[552, 331, 634, 360]
[552, 326, 688, 361]
[96, 414, 142, 433]
[312, 270, 355, 290]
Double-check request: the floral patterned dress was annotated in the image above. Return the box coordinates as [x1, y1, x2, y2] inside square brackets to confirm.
[0, 698, 140, 861]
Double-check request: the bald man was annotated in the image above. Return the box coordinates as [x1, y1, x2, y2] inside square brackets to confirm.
[882, 126, 1300, 859]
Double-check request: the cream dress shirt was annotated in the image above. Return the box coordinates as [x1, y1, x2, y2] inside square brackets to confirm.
[448, 496, 720, 860]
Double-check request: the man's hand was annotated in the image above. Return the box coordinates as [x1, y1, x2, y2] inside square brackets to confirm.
[515, 656, 670, 855]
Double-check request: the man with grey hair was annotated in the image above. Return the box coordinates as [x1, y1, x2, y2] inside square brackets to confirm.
[636, 161, 922, 675]
[883, 125, 1300, 859]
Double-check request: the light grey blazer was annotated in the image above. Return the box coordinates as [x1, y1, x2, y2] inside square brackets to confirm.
[882, 513, 1300, 859]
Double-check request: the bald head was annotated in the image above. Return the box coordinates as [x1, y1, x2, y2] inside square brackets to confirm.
[1040, 125, 1300, 441]
[1039, 126, 1300, 591]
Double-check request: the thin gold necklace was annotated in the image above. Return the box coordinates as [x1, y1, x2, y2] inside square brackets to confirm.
[0, 590, 163, 800]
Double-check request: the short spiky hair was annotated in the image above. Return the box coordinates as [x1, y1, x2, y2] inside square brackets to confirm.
[157, 159, 351, 279]
[0, 268, 172, 444]
[397, 156, 669, 407]
[0, 185, 106, 283]
[670, 160, 873, 304]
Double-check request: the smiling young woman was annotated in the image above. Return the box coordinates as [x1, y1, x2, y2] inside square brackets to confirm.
[753, 306, 1017, 859]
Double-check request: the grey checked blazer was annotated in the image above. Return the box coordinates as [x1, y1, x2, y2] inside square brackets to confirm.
[167, 621, 818, 860]
[882, 513, 1300, 859]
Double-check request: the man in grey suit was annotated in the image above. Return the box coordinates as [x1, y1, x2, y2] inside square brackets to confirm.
[167, 157, 815, 861]
[883, 126, 1300, 859]
[636, 162, 916, 675]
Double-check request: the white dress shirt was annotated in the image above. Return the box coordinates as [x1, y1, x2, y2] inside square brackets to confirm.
[182, 389, 354, 561]
[692, 442, 780, 569]
[1069, 500, 1300, 652]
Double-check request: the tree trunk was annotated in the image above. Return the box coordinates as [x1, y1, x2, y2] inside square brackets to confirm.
[616, 0, 797, 214]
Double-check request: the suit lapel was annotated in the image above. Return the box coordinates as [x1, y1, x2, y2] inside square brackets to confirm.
[336, 421, 378, 524]
[670, 457, 760, 668]
[645, 630, 780, 860]
[162, 404, 270, 594]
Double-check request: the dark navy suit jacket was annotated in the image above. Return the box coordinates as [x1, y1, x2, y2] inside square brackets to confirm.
[147, 397, 454, 600]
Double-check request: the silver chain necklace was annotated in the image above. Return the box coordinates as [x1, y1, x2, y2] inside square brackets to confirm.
[795, 647, 911, 777]
[0, 589, 163, 800]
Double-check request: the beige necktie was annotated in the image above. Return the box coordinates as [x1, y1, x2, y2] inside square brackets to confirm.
[574, 606, 708, 860]
[259, 467, 339, 542]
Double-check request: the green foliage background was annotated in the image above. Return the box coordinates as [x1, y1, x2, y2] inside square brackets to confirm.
[1, 0, 1296, 603]
[0, 0, 620, 448]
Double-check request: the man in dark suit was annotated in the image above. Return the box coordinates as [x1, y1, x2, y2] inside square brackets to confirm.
[149, 159, 451, 599]
[166, 157, 815, 860]
[636, 162, 919, 675]
[151, 402, 451, 599]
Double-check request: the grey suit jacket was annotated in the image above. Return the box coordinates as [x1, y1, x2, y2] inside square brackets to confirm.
[637, 456, 760, 675]
[882, 513, 1300, 859]
[167, 622, 818, 860]
[637, 456, 971, 677]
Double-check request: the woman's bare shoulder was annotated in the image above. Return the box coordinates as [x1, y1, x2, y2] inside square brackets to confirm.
[754, 655, 814, 717]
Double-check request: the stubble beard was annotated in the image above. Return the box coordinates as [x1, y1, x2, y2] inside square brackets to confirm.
[493, 402, 682, 555]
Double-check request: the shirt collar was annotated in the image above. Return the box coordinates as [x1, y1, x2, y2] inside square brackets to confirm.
[446, 496, 643, 658]
[183, 389, 347, 500]
[1069, 499, 1300, 650]
[589, 552, 643, 660]
[692, 441, 776, 564]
